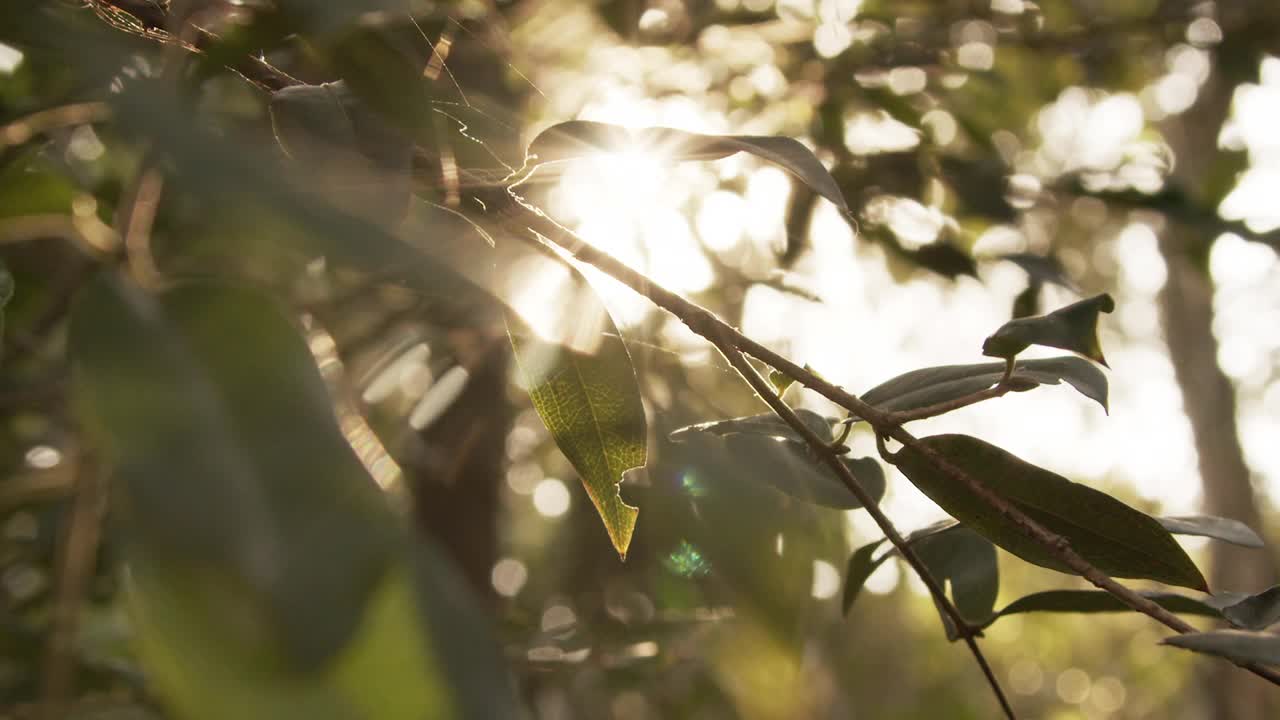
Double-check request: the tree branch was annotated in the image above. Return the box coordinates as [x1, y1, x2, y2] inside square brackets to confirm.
[716, 341, 1016, 720]
[509, 201, 1280, 688]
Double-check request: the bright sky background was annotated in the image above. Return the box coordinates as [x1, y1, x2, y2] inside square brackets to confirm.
[508, 9, 1280, 559]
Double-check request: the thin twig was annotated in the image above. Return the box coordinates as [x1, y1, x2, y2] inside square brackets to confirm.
[883, 357, 1018, 425]
[717, 342, 1017, 720]
[38, 453, 106, 719]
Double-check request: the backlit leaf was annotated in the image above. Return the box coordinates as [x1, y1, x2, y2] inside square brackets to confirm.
[894, 434, 1208, 590]
[1163, 630, 1280, 666]
[981, 293, 1115, 366]
[1157, 515, 1265, 548]
[1207, 586, 1280, 630]
[915, 525, 999, 626]
[841, 540, 887, 616]
[522, 121, 851, 217]
[977, 590, 1220, 629]
[507, 296, 646, 558]
[670, 428, 884, 510]
[861, 356, 1108, 415]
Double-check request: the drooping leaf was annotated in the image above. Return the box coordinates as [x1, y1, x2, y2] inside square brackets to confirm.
[976, 590, 1220, 629]
[841, 539, 887, 616]
[981, 293, 1115, 366]
[507, 294, 647, 559]
[893, 434, 1208, 590]
[1207, 586, 1280, 630]
[1157, 515, 1265, 548]
[842, 519, 958, 616]
[70, 276, 519, 719]
[670, 428, 884, 511]
[769, 369, 797, 395]
[915, 525, 1000, 627]
[860, 356, 1109, 415]
[1162, 630, 1280, 666]
[522, 121, 852, 218]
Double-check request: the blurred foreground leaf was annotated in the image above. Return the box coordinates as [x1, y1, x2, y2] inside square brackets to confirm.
[672, 411, 884, 510]
[71, 276, 519, 719]
[894, 435, 1208, 591]
[1207, 586, 1280, 630]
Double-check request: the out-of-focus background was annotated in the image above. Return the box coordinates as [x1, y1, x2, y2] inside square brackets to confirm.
[2, 0, 1279, 718]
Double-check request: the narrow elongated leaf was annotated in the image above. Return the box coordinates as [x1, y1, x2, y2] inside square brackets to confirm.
[894, 435, 1208, 590]
[915, 526, 999, 625]
[508, 304, 646, 558]
[1163, 630, 1280, 666]
[522, 121, 851, 217]
[842, 519, 959, 616]
[999, 253, 1077, 290]
[671, 430, 884, 510]
[841, 540, 887, 615]
[1157, 515, 1265, 548]
[982, 293, 1115, 366]
[670, 409, 832, 443]
[1208, 586, 1280, 630]
[977, 590, 1220, 630]
[861, 356, 1108, 415]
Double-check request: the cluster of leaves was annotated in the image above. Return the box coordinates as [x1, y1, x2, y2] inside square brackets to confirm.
[2, 1, 1279, 718]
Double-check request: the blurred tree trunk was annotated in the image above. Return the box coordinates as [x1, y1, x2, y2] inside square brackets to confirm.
[1159, 37, 1276, 720]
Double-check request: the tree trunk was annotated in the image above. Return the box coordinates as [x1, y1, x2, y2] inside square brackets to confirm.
[1159, 37, 1277, 717]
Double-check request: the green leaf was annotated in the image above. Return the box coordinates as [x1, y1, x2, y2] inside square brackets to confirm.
[977, 589, 1220, 629]
[70, 276, 518, 719]
[1162, 630, 1280, 666]
[671, 430, 883, 511]
[842, 519, 958, 616]
[981, 294, 1115, 366]
[1157, 515, 1265, 548]
[861, 356, 1109, 415]
[671, 412, 884, 510]
[1207, 586, 1280, 630]
[769, 369, 797, 395]
[915, 525, 999, 627]
[269, 80, 413, 222]
[507, 293, 646, 559]
[522, 121, 852, 218]
[0, 259, 11, 354]
[670, 409, 832, 443]
[893, 434, 1208, 591]
[841, 539, 887, 615]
